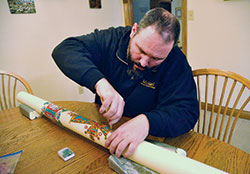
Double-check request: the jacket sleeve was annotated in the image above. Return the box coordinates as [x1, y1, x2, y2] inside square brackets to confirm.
[144, 65, 199, 138]
[51, 28, 121, 92]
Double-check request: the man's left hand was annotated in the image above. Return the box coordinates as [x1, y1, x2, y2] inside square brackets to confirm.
[105, 114, 149, 158]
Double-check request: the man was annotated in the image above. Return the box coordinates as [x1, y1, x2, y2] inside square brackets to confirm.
[52, 8, 199, 158]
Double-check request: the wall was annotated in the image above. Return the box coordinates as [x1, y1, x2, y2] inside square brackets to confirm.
[187, 0, 250, 85]
[0, 0, 123, 102]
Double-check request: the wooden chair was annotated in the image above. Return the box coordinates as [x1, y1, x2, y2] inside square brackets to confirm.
[192, 68, 250, 144]
[0, 70, 33, 111]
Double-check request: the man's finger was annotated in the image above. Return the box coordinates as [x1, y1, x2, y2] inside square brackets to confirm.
[109, 117, 121, 126]
[108, 133, 123, 154]
[123, 142, 137, 158]
[115, 139, 129, 157]
[99, 100, 111, 114]
[105, 130, 118, 148]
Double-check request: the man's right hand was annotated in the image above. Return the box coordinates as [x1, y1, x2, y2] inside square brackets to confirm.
[95, 78, 125, 126]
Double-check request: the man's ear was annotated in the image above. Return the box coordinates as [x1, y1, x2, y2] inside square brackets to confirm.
[130, 23, 138, 38]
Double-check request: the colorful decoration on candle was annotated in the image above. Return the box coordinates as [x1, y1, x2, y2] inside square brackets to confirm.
[70, 113, 111, 141]
[41, 102, 66, 125]
[41, 101, 111, 142]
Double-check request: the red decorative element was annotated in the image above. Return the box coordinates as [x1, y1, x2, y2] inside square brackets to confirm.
[70, 114, 111, 141]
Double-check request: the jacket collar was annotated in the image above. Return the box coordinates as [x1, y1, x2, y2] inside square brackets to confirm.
[116, 29, 131, 65]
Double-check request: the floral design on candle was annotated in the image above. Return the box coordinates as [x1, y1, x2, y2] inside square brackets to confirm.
[69, 113, 111, 141]
[40, 101, 112, 143]
[41, 102, 66, 124]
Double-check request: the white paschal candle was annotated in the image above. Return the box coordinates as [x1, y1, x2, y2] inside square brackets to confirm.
[17, 91, 228, 174]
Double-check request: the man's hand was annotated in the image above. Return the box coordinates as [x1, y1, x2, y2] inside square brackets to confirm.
[95, 78, 125, 126]
[105, 114, 149, 158]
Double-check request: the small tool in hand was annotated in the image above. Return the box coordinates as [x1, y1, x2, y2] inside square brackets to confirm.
[100, 97, 112, 129]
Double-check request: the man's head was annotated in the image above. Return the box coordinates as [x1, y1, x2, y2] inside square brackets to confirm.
[127, 7, 180, 76]
[137, 7, 180, 46]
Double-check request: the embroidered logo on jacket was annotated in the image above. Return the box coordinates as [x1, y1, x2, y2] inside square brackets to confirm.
[140, 80, 156, 89]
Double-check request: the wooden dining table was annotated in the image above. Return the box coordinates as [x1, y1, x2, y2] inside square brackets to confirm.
[0, 101, 249, 174]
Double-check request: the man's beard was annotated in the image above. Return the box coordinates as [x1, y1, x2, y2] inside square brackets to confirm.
[126, 48, 150, 81]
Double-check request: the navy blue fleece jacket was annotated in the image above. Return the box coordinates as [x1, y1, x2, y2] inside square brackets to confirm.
[52, 26, 199, 138]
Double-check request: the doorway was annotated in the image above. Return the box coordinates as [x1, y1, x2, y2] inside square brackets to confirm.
[122, 0, 187, 55]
